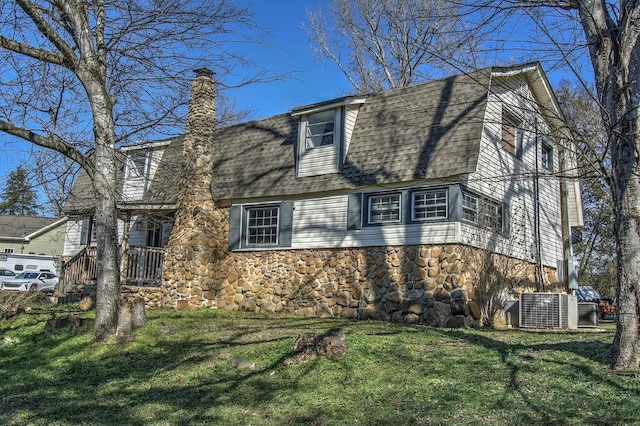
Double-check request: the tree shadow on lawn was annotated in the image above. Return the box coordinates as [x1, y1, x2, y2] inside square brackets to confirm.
[0, 311, 405, 425]
[436, 328, 639, 424]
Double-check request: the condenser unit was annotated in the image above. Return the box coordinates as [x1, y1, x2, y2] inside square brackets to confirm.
[519, 293, 577, 329]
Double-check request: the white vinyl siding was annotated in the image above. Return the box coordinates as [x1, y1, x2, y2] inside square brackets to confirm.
[469, 74, 562, 267]
[297, 109, 342, 177]
[343, 104, 360, 157]
[63, 217, 126, 257]
[122, 147, 165, 202]
[290, 194, 459, 249]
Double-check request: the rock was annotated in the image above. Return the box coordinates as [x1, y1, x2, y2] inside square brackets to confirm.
[405, 313, 420, 324]
[433, 286, 450, 303]
[445, 315, 467, 328]
[406, 303, 423, 315]
[78, 296, 94, 311]
[450, 299, 467, 316]
[385, 291, 403, 303]
[230, 358, 255, 369]
[433, 301, 450, 321]
[450, 288, 465, 301]
[467, 300, 482, 319]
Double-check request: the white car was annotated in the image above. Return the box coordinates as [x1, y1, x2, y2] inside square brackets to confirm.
[1, 271, 59, 292]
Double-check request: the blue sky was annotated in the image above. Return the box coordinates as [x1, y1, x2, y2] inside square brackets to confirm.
[0, 1, 590, 198]
[231, 0, 353, 120]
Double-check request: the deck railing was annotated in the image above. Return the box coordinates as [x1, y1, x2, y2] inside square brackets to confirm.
[60, 245, 164, 292]
[124, 246, 165, 286]
[60, 246, 97, 294]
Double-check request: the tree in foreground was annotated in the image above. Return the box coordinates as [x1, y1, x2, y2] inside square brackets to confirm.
[306, 0, 487, 94]
[556, 80, 616, 298]
[0, 0, 264, 340]
[0, 165, 39, 216]
[474, 0, 639, 370]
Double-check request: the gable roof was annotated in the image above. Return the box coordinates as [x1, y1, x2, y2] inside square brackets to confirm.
[212, 67, 491, 199]
[0, 216, 62, 240]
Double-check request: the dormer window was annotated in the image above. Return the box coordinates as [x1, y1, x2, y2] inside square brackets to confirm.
[127, 150, 149, 178]
[292, 96, 365, 178]
[306, 110, 335, 149]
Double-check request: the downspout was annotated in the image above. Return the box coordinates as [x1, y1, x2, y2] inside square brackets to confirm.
[533, 118, 545, 291]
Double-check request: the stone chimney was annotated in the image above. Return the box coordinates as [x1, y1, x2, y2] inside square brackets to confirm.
[183, 68, 216, 200]
[162, 68, 227, 309]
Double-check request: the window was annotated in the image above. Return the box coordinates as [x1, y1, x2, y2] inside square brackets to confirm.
[246, 206, 279, 246]
[462, 190, 503, 233]
[502, 110, 523, 158]
[541, 143, 553, 171]
[368, 193, 401, 224]
[80, 219, 97, 245]
[305, 110, 335, 149]
[229, 202, 293, 250]
[4, 248, 14, 254]
[412, 189, 447, 221]
[127, 150, 148, 178]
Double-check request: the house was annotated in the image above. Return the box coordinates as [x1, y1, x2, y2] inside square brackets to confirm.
[0, 215, 67, 274]
[63, 63, 584, 326]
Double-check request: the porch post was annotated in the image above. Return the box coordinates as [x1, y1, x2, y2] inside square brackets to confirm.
[120, 211, 132, 285]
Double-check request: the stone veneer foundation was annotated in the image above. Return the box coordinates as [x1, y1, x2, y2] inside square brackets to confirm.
[159, 204, 560, 327]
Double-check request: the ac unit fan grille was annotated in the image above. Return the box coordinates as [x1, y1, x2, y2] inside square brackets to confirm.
[520, 293, 569, 328]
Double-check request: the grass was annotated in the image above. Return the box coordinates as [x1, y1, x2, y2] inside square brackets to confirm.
[0, 301, 638, 426]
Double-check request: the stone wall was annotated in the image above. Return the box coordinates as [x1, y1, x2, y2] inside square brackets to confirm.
[160, 206, 561, 327]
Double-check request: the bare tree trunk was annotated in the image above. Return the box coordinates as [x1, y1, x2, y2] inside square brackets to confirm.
[572, 0, 640, 370]
[609, 121, 640, 368]
[81, 71, 121, 340]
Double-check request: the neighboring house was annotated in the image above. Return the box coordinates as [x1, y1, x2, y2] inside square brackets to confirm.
[63, 63, 584, 326]
[0, 215, 67, 275]
[0, 215, 67, 257]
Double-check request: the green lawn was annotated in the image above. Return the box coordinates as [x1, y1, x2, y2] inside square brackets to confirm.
[0, 301, 638, 425]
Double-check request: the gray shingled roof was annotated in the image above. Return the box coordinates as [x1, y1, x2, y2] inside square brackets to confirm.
[63, 139, 182, 215]
[64, 67, 492, 212]
[0, 216, 60, 239]
[211, 68, 490, 199]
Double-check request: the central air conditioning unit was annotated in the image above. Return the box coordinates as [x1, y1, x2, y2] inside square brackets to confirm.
[519, 293, 577, 329]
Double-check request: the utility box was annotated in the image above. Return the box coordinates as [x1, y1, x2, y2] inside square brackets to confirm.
[577, 302, 599, 328]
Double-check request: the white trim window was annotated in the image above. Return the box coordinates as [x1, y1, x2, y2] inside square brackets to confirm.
[462, 190, 503, 233]
[126, 150, 148, 178]
[541, 143, 553, 171]
[412, 189, 447, 220]
[246, 206, 279, 246]
[305, 110, 335, 149]
[368, 193, 401, 224]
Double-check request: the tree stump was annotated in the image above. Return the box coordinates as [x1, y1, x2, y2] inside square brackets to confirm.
[284, 329, 347, 365]
[131, 298, 146, 329]
[116, 301, 133, 344]
[116, 297, 147, 343]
